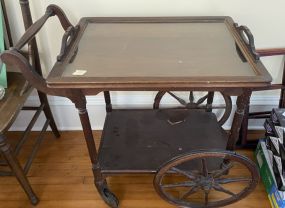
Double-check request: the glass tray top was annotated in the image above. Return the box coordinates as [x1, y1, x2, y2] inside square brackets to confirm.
[47, 17, 271, 88]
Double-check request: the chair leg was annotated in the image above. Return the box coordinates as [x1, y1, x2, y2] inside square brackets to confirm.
[0, 134, 39, 205]
[37, 91, 60, 138]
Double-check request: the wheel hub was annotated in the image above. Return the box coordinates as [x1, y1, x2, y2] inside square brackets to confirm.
[197, 176, 214, 191]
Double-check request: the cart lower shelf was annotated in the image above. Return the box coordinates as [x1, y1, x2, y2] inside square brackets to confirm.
[98, 109, 228, 174]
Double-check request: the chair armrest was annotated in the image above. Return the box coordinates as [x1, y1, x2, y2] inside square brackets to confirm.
[0, 5, 77, 97]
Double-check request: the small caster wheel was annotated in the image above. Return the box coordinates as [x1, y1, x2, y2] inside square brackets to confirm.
[102, 188, 119, 208]
[30, 195, 39, 205]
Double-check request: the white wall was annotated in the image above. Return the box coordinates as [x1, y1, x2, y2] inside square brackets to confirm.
[4, 0, 285, 130]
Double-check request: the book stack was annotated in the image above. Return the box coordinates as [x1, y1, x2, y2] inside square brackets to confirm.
[256, 108, 285, 208]
[264, 108, 285, 191]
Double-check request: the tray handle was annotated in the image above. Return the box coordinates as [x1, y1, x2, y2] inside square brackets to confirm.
[14, 4, 79, 61]
[0, 5, 76, 96]
[234, 24, 259, 62]
[57, 25, 79, 62]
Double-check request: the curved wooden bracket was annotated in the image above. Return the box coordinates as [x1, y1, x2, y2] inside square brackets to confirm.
[0, 50, 101, 104]
[46, 4, 73, 31]
[234, 24, 259, 62]
[0, 50, 61, 97]
[14, 4, 79, 61]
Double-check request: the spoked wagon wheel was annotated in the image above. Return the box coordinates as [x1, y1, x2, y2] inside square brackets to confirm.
[154, 151, 259, 208]
[153, 91, 232, 126]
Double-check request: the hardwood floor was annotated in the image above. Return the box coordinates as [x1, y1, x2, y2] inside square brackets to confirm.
[0, 131, 270, 208]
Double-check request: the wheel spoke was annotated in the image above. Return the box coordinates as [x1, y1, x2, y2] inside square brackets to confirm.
[212, 162, 234, 178]
[207, 92, 214, 105]
[196, 94, 208, 105]
[168, 92, 187, 106]
[213, 184, 236, 196]
[162, 181, 196, 189]
[216, 177, 252, 184]
[170, 167, 197, 180]
[189, 91, 194, 103]
[181, 186, 199, 199]
[201, 159, 208, 177]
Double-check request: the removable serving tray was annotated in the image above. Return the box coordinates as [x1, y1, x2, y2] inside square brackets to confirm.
[47, 16, 271, 90]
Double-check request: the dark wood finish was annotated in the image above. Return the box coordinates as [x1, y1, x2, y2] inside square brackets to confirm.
[98, 109, 228, 174]
[0, 6, 273, 207]
[229, 90, 252, 150]
[239, 48, 285, 148]
[234, 24, 260, 62]
[16, 4, 75, 51]
[103, 91, 112, 112]
[57, 25, 79, 62]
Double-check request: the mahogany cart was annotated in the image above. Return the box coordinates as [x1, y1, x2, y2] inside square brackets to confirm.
[2, 4, 273, 208]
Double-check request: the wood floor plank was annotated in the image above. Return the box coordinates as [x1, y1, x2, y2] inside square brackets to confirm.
[0, 131, 271, 208]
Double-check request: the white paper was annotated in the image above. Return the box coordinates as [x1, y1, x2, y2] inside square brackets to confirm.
[72, 70, 87, 76]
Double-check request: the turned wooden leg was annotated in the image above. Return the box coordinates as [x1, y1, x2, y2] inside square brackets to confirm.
[227, 90, 252, 151]
[72, 93, 118, 208]
[0, 133, 38, 205]
[103, 91, 112, 112]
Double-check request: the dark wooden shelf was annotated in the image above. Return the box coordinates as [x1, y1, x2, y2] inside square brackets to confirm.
[98, 109, 228, 174]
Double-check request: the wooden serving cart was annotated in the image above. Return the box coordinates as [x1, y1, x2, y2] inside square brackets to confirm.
[1, 4, 273, 208]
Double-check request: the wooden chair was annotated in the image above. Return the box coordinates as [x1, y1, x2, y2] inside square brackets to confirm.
[0, 0, 60, 205]
[239, 48, 285, 147]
